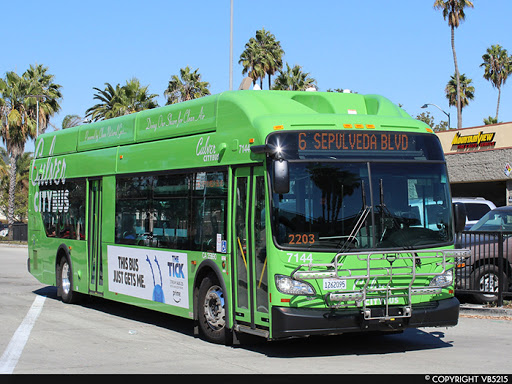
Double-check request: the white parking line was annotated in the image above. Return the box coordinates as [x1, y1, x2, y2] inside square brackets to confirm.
[0, 295, 46, 374]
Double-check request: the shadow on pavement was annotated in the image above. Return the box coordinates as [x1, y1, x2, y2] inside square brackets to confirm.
[33, 286, 193, 338]
[34, 286, 454, 358]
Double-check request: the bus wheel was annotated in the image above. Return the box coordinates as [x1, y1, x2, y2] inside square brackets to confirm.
[58, 257, 79, 304]
[198, 273, 229, 344]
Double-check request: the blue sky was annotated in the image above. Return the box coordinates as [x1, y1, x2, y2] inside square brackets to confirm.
[2, 0, 511, 153]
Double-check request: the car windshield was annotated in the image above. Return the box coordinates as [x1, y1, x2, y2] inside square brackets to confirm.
[271, 161, 453, 250]
[470, 210, 512, 231]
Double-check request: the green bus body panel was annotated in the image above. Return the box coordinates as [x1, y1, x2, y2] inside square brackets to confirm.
[28, 90, 444, 337]
[78, 114, 136, 151]
[135, 96, 217, 142]
[32, 90, 422, 160]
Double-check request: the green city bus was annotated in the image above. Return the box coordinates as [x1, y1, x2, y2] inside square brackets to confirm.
[27, 90, 469, 344]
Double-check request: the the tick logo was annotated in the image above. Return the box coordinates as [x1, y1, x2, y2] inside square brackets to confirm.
[168, 256, 185, 279]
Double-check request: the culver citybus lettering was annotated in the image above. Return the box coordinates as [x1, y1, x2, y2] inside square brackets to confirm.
[31, 136, 67, 187]
[196, 136, 219, 162]
[30, 136, 70, 214]
[299, 132, 409, 151]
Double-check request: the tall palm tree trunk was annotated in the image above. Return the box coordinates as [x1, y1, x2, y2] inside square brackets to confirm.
[496, 87, 501, 121]
[7, 155, 17, 241]
[451, 26, 462, 129]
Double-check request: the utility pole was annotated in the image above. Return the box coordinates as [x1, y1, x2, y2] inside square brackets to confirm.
[229, 0, 233, 91]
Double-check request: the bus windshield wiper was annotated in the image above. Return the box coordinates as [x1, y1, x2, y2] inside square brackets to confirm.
[337, 205, 371, 253]
[337, 180, 371, 253]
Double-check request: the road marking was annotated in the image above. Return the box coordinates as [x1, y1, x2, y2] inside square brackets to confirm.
[0, 295, 46, 374]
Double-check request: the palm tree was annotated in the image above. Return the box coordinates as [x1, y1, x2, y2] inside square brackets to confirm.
[0, 67, 61, 239]
[445, 73, 474, 117]
[0, 147, 8, 186]
[239, 39, 265, 87]
[85, 78, 158, 121]
[85, 82, 124, 121]
[1, 72, 35, 239]
[22, 64, 63, 136]
[117, 78, 159, 115]
[164, 66, 210, 105]
[256, 28, 284, 89]
[239, 28, 284, 89]
[434, 0, 474, 129]
[483, 116, 499, 125]
[480, 44, 512, 121]
[0, 151, 32, 223]
[272, 63, 317, 91]
[62, 115, 82, 129]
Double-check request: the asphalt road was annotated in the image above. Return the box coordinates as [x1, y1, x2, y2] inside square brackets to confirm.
[1, 244, 511, 375]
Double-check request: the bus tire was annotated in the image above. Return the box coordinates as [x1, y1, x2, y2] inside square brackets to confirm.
[471, 264, 507, 304]
[197, 273, 229, 344]
[57, 256, 80, 304]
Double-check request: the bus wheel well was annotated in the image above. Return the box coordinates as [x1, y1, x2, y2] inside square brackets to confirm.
[55, 244, 80, 304]
[193, 266, 216, 317]
[192, 262, 230, 333]
[55, 245, 70, 286]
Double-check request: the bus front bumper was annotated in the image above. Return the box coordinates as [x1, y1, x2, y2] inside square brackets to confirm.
[271, 297, 460, 340]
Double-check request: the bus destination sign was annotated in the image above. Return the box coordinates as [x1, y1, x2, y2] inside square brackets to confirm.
[266, 131, 443, 160]
[298, 132, 410, 152]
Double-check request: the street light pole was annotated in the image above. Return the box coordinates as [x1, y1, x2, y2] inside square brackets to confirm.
[421, 103, 451, 130]
[229, 0, 233, 91]
[26, 94, 46, 138]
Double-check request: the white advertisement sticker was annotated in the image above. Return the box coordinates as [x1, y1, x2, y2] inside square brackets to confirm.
[107, 245, 189, 308]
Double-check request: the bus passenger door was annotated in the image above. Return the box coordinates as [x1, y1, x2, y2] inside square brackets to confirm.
[232, 167, 269, 334]
[88, 178, 103, 295]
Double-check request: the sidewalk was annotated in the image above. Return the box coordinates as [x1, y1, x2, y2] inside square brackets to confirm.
[459, 303, 512, 318]
[0, 242, 28, 248]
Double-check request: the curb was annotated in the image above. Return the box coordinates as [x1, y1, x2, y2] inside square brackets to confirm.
[460, 304, 512, 317]
[0, 243, 28, 248]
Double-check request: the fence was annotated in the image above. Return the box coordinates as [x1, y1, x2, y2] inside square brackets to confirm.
[455, 230, 512, 306]
[2, 223, 29, 242]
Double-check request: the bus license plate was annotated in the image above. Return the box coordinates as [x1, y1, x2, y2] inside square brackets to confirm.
[323, 278, 346, 291]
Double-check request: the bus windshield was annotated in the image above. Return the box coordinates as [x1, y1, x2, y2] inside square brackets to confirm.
[271, 160, 453, 251]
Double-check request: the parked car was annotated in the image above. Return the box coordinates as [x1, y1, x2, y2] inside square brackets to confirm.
[0, 228, 8, 237]
[452, 197, 496, 230]
[457, 206, 512, 303]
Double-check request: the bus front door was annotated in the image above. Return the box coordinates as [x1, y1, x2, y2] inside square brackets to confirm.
[232, 167, 269, 336]
[88, 178, 103, 295]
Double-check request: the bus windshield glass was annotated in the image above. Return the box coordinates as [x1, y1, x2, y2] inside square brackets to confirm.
[269, 132, 453, 250]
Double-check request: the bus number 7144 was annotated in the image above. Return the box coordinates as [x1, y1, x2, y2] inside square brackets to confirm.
[287, 253, 313, 264]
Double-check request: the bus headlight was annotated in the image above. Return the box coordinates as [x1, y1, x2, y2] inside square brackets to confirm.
[429, 269, 453, 288]
[275, 275, 316, 296]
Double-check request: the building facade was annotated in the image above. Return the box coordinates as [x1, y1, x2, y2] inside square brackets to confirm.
[437, 122, 512, 207]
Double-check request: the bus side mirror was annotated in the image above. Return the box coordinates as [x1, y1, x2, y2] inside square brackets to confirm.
[273, 159, 289, 194]
[453, 202, 467, 233]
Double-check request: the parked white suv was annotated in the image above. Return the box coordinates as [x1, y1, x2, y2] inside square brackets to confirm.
[452, 197, 496, 230]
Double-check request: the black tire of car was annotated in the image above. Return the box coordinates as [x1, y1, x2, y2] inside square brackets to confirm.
[471, 264, 507, 304]
[57, 256, 80, 304]
[197, 273, 230, 344]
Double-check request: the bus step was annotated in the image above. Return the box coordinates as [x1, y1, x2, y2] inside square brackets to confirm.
[234, 324, 269, 339]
